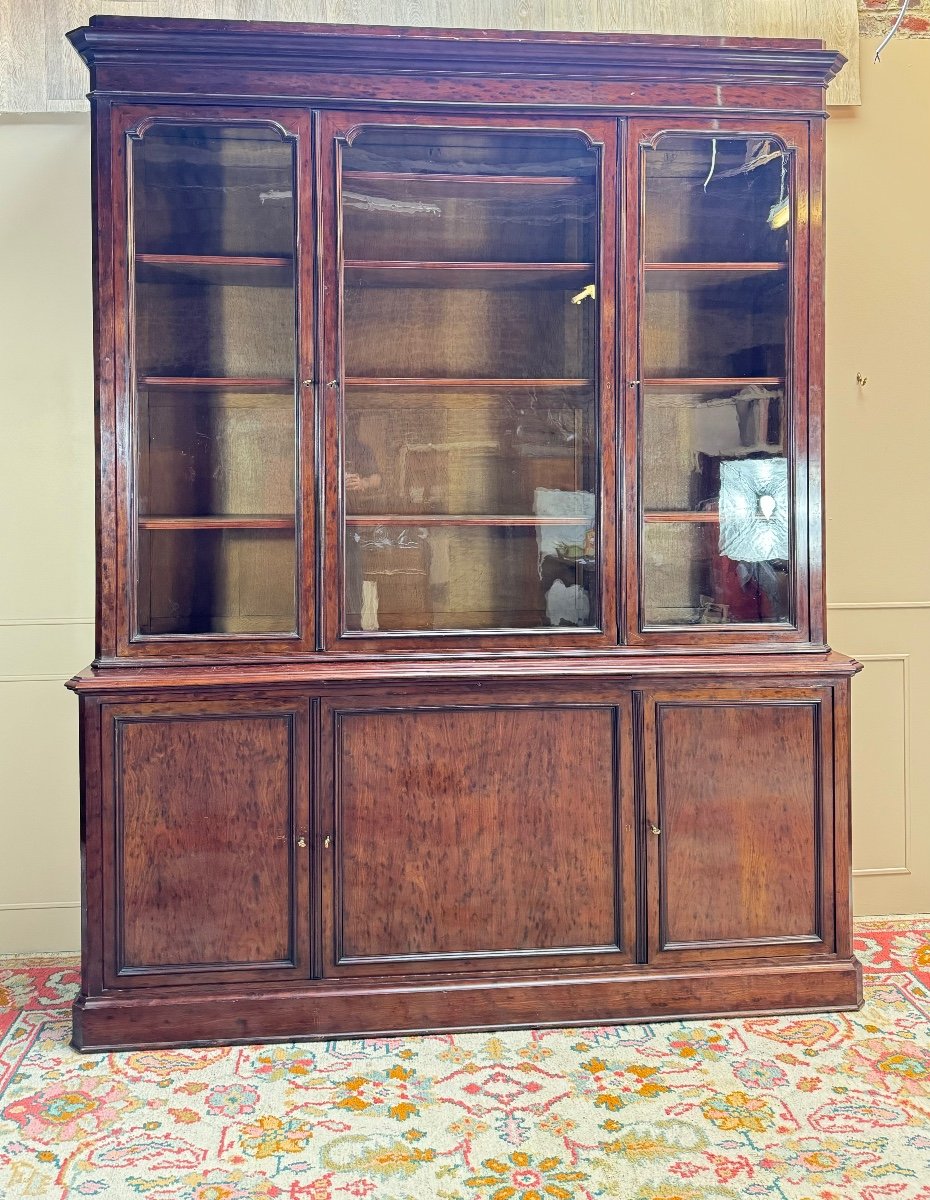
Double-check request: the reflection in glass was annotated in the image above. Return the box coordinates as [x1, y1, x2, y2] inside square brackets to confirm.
[640, 135, 793, 627]
[131, 125, 298, 636]
[345, 523, 597, 632]
[718, 458, 789, 563]
[339, 128, 600, 633]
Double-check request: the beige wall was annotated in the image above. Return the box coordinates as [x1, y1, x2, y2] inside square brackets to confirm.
[0, 114, 94, 951]
[826, 39, 930, 915]
[0, 38, 928, 951]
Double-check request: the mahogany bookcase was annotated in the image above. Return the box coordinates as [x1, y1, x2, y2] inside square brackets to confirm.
[65, 17, 860, 1050]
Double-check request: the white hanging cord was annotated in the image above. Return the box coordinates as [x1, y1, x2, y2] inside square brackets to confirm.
[703, 138, 718, 191]
[875, 0, 910, 63]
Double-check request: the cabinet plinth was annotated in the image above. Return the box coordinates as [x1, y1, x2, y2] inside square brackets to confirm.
[67, 17, 856, 1049]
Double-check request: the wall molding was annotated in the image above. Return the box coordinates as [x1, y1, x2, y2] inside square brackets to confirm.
[0, 619, 93, 683]
[851, 653, 911, 879]
[0, 674, 74, 684]
[0, 903, 81, 954]
[829, 602, 930, 610]
[0, 618, 93, 626]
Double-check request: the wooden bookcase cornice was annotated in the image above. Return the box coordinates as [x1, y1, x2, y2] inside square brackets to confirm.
[68, 17, 846, 92]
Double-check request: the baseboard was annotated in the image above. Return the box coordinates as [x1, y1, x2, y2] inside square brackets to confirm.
[73, 958, 863, 1052]
[0, 903, 80, 953]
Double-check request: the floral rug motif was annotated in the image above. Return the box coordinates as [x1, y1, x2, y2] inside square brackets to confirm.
[2, 918, 930, 1199]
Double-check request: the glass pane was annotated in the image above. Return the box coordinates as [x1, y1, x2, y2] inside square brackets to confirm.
[138, 529, 295, 635]
[640, 135, 792, 627]
[346, 525, 597, 632]
[339, 127, 600, 634]
[131, 124, 298, 636]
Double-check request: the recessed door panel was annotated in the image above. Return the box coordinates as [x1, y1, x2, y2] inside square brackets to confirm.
[103, 699, 311, 986]
[643, 687, 834, 962]
[323, 698, 631, 974]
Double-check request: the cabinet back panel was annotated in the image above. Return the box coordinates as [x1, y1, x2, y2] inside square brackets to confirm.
[643, 523, 790, 628]
[343, 393, 592, 518]
[135, 281, 294, 377]
[344, 190, 595, 264]
[642, 388, 785, 513]
[140, 391, 295, 517]
[343, 287, 589, 379]
[643, 138, 790, 266]
[345, 525, 595, 633]
[642, 277, 787, 380]
[334, 706, 619, 962]
[139, 530, 296, 636]
[133, 123, 295, 257]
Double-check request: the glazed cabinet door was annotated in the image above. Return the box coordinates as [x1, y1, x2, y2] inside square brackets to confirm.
[99, 697, 312, 987]
[321, 691, 634, 975]
[624, 118, 819, 647]
[319, 112, 618, 650]
[105, 105, 315, 658]
[641, 685, 836, 963]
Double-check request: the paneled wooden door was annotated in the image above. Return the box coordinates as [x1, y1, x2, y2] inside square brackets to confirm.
[320, 691, 635, 976]
[641, 685, 838, 963]
[100, 697, 313, 987]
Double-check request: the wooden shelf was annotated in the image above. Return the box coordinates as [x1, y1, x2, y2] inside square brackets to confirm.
[136, 254, 293, 286]
[645, 262, 786, 272]
[643, 377, 784, 389]
[140, 377, 294, 393]
[344, 260, 594, 289]
[139, 516, 295, 531]
[137, 254, 292, 267]
[346, 514, 592, 527]
[345, 377, 593, 390]
[644, 511, 720, 524]
[644, 263, 787, 292]
[343, 171, 590, 198]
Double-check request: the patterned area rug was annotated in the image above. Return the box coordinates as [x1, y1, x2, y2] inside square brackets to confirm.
[1, 919, 930, 1199]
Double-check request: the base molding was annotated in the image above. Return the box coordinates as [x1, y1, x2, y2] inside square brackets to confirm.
[73, 959, 863, 1051]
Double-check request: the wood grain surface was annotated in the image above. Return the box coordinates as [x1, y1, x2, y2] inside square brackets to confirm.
[643, 688, 833, 960]
[104, 701, 311, 984]
[71, 957, 863, 1051]
[329, 703, 623, 967]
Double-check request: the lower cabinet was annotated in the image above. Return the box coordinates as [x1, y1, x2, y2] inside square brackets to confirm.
[74, 672, 859, 1049]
